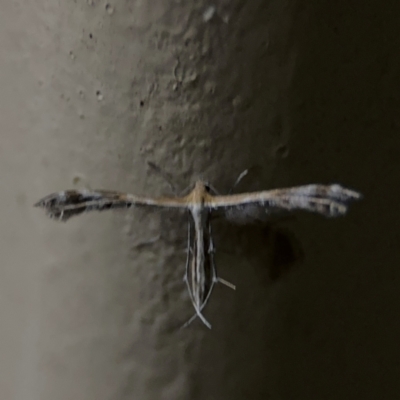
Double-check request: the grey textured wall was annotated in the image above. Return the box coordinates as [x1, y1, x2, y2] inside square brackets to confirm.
[1, 0, 400, 399]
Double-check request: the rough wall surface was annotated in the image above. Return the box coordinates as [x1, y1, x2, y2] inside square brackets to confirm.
[1, 0, 400, 399]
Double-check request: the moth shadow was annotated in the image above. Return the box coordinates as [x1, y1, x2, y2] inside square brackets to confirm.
[214, 216, 304, 283]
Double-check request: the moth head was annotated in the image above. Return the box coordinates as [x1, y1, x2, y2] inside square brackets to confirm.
[203, 182, 213, 193]
[193, 180, 210, 191]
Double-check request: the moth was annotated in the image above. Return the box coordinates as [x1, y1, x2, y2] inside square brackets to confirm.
[35, 175, 362, 328]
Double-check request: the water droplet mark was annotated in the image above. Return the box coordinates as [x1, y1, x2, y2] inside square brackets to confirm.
[72, 174, 85, 185]
[232, 95, 242, 108]
[105, 3, 114, 14]
[203, 5, 216, 22]
[275, 144, 289, 158]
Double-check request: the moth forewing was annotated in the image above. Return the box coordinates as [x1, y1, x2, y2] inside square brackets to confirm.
[34, 189, 190, 222]
[207, 184, 362, 219]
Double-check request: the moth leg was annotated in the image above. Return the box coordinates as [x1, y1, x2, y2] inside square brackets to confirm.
[189, 219, 218, 319]
[182, 269, 213, 330]
[203, 169, 249, 211]
[217, 277, 236, 290]
[182, 214, 196, 304]
[181, 296, 212, 329]
[181, 308, 212, 329]
[228, 169, 249, 194]
[208, 220, 236, 290]
[182, 219, 237, 329]
[205, 169, 249, 197]
[195, 218, 219, 307]
[181, 214, 212, 329]
[183, 214, 192, 283]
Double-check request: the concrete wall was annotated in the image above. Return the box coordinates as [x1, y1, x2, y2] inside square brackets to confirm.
[1, 0, 400, 399]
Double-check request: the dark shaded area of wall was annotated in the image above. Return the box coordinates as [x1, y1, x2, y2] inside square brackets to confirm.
[1, 0, 400, 399]
[194, 2, 400, 399]
[256, 1, 400, 398]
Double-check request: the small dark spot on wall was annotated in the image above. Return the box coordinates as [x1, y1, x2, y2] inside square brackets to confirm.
[72, 175, 83, 185]
[140, 100, 144, 107]
[276, 144, 289, 158]
[105, 3, 114, 14]
[89, 33, 93, 39]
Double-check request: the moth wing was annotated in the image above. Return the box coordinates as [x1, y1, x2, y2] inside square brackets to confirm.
[34, 189, 188, 222]
[208, 184, 362, 224]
